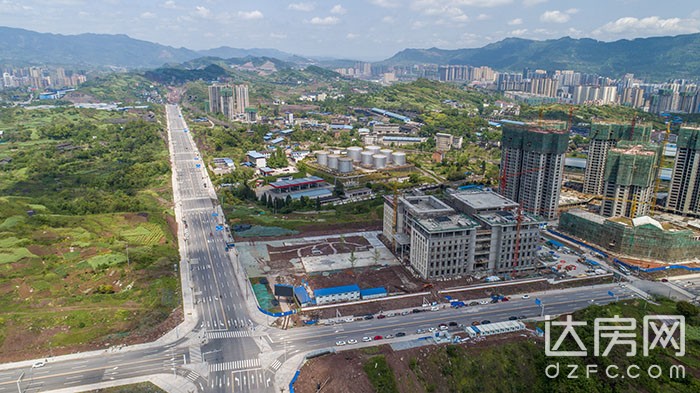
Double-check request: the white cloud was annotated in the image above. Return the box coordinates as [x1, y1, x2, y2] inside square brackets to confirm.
[477, 14, 491, 20]
[412, 0, 512, 9]
[510, 28, 528, 36]
[413, 3, 469, 23]
[565, 8, 578, 15]
[162, 0, 177, 9]
[593, 16, 700, 37]
[238, 10, 264, 20]
[370, 0, 400, 8]
[567, 27, 583, 36]
[330, 5, 347, 15]
[140, 12, 156, 19]
[382, 15, 395, 23]
[346, 32, 359, 39]
[194, 6, 211, 18]
[288, 2, 314, 12]
[523, 0, 546, 6]
[270, 32, 287, 39]
[508, 18, 522, 25]
[412, 20, 426, 29]
[540, 10, 570, 23]
[310, 16, 339, 25]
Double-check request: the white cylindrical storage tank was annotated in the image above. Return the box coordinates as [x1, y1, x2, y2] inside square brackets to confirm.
[365, 145, 381, 155]
[372, 154, 387, 169]
[380, 149, 393, 163]
[346, 146, 363, 162]
[327, 154, 340, 170]
[316, 151, 328, 167]
[361, 151, 373, 166]
[392, 151, 407, 166]
[338, 157, 353, 173]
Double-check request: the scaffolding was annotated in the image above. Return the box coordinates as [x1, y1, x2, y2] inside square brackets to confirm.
[559, 210, 700, 262]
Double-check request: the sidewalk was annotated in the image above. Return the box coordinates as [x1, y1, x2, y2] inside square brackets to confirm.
[274, 352, 307, 392]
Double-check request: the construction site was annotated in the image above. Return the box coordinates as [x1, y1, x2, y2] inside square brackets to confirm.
[558, 210, 700, 262]
[555, 119, 700, 268]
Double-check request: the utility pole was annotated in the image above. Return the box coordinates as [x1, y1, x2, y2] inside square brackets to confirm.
[126, 243, 130, 267]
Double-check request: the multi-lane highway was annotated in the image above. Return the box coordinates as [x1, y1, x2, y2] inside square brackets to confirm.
[0, 104, 642, 393]
[166, 105, 270, 393]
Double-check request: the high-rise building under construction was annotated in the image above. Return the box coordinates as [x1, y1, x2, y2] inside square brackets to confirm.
[600, 142, 658, 218]
[667, 127, 700, 215]
[500, 122, 569, 220]
[583, 122, 651, 195]
[208, 83, 249, 120]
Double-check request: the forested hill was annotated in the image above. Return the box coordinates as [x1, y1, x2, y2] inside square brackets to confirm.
[382, 34, 700, 80]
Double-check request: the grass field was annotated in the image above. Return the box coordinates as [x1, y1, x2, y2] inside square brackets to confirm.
[0, 106, 181, 361]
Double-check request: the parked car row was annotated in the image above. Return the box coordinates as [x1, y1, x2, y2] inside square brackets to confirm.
[336, 333, 406, 346]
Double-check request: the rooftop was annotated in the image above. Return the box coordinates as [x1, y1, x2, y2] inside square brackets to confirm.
[450, 190, 518, 212]
[314, 284, 361, 298]
[565, 209, 608, 225]
[402, 195, 454, 216]
[609, 144, 657, 156]
[359, 287, 387, 296]
[415, 214, 479, 233]
[269, 176, 326, 189]
[477, 211, 542, 226]
[269, 137, 285, 144]
[247, 151, 266, 159]
[383, 136, 424, 142]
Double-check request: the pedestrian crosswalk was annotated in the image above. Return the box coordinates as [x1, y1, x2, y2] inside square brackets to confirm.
[269, 359, 282, 371]
[185, 371, 200, 382]
[209, 358, 261, 372]
[205, 330, 252, 339]
[189, 346, 202, 363]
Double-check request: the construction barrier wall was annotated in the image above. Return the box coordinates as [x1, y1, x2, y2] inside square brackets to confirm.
[257, 306, 297, 318]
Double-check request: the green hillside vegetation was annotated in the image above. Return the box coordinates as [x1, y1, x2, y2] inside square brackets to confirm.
[335, 78, 486, 114]
[0, 106, 180, 360]
[74, 73, 165, 104]
[383, 34, 700, 80]
[144, 64, 229, 85]
[518, 103, 658, 126]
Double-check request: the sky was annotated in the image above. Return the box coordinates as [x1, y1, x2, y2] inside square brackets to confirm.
[1, 0, 700, 60]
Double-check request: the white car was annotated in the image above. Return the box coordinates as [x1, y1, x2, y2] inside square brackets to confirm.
[521, 294, 530, 299]
[428, 327, 438, 332]
[362, 336, 372, 342]
[335, 340, 346, 346]
[32, 361, 45, 368]
[479, 300, 489, 305]
[347, 339, 358, 345]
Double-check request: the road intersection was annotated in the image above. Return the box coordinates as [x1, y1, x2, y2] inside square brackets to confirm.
[0, 105, 640, 393]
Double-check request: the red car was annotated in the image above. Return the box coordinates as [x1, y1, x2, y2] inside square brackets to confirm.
[373, 335, 383, 340]
[377, 314, 386, 319]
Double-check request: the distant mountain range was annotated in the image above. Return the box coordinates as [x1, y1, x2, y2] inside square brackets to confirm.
[0, 26, 302, 69]
[2, 25, 700, 80]
[382, 34, 700, 80]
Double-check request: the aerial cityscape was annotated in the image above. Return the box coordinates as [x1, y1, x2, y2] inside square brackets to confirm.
[1, 1, 700, 393]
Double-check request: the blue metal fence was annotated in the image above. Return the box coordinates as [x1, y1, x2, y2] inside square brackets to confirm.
[289, 370, 300, 393]
[257, 306, 297, 318]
